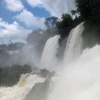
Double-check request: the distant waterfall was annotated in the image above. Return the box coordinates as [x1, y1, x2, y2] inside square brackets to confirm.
[41, 35, 60, 71]
[63, 22, 84, 63]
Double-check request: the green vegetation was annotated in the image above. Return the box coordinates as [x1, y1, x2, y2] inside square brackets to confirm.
[75, 0, 100, 49]
[56, 14, 73, 38]
[75, 0, 100, 23]
[0, 64, 32, 86]
[0, 42, 24, 66]
[44, 16, 58, 29]
[0, 43, 24, 51]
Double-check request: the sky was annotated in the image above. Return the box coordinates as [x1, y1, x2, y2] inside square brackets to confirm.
[0, 0, 75, 44]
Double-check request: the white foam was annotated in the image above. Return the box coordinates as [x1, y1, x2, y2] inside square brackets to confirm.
[48, 45, 100, 100]
[0, 74, 45, 100]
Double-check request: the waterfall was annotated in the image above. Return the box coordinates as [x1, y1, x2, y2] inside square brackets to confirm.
[46, 22, 100, 100]
[41, 35, 60, 71]
[63, 22, 84, 63]
[1, 22, 100, 100]
[47, 45, 100, 100]
[0, 74, 45, 100]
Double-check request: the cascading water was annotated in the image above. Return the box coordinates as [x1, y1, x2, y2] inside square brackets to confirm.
[41, 35, 60, 71]
[0, 74, 45, 100]
[47, 22, 100, 100]
[47, 45, 100, 100]
[1, 22, 100, 100]
[63, 22, 84, 63]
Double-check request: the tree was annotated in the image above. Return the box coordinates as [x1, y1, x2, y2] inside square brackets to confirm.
[75, 0, 100, 23]
[44, 16, 58, 29]
[71, 10, 78, 16]
[56, 14, 73, 38]
[0, 68, 2, 74]
[26, 29, 44, 45]
[61, 14, 73, 27]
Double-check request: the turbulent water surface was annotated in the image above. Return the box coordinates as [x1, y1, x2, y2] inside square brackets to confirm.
[47, 45, 100, 100]
[0, 74, 45, 100]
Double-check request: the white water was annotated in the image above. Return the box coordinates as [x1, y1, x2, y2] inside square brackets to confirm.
[0, 74, 45, 100]
[1, 22, 100, 100]
[47, 22, 100, 100]
[41, 35, 60, 71]
[63, 22, 84, 63]
[47, 45, 100, 100]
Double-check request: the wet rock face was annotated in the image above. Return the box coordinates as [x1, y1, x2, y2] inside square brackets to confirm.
[24, 82, 49, 100]
[82, 21, 100, 49]
[40, 69, 49, 78]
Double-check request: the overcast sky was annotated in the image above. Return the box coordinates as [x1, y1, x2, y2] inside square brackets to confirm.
[0, 0, 75, 44]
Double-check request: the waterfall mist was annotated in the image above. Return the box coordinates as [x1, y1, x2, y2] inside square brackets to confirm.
[47, 45, 100, 100]
[1, 22, 100, 100]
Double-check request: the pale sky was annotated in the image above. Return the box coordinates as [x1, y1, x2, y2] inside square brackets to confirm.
[0, 0, 75, 43]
